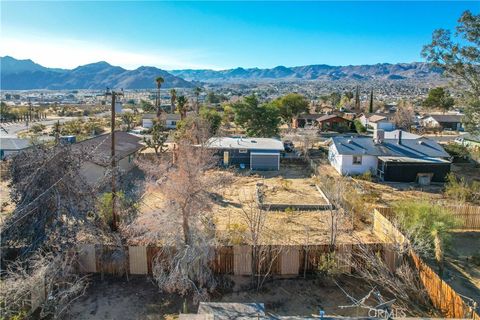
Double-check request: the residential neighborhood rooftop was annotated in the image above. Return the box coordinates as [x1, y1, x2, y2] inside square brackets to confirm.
[74, 131, 143, 165]
[330, 134, 450, 158]
[206, 137, 284, 151]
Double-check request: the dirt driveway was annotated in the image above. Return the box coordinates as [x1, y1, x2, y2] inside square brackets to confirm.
[67, 275, 406, 319]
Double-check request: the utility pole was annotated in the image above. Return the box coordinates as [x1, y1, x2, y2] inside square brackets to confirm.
[105, 88, 123, 231]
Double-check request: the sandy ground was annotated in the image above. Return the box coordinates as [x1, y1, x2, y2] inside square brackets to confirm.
[133, 164, 380, 246]
[444, 231, 480, 306]
[67, 275, 411, 319]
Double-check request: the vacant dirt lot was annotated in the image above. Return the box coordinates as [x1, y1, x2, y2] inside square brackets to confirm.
[132, 164, 379, 246]
[67, 275, 411, 319]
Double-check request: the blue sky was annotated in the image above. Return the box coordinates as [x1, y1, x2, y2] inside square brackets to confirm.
[1, 1, 478, 70]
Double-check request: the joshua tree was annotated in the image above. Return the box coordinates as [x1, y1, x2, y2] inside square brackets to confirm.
[354, 85, 360, 112]
[170, 88, 177, 113]
[155, 76, 165, 117]
[194, 87, 202, 114]
[177, 95, 188, 120]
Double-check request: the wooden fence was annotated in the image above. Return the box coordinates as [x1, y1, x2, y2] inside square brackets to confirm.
[372, 208, 480, 319]
[376, 205, 480, 230]
[76, 243, 380, 277]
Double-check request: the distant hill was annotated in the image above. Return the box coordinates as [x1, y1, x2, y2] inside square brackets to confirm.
[0, 56, 444, 89]
[0, 56, 194, 90]
[170, 62, 443, 82]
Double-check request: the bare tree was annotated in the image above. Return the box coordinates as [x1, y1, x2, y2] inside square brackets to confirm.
[134, 133, 231, 302]
[393, 101, 415, 131]
[238, 195, 283, 290]
[317, 175, 351, 251]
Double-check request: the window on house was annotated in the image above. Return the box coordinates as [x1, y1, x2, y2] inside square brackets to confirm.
[352, 156, 362, 165]
[239, 149, 248, 153]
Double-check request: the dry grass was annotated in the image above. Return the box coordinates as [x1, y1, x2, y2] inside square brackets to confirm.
[134, 164, 380, 246]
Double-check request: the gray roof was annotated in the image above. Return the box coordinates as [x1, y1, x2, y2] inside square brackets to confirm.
[206, 137, 284, 151]
[165, 113, 181, 121]
[331, 134, 450, 158]
[383, 130, 421, 140]
[73, 131, 143, 166]
[0, 138, 30, 151]
[426, 114, 463, 123]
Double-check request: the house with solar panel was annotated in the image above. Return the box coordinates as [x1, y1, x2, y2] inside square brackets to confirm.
[328, 130, 451, 183]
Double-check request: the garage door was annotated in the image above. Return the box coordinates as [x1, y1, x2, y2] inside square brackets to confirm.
[250, 152, 280, 171]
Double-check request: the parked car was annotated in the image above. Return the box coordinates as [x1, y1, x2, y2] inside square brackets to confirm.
[283, 140, 294, 152]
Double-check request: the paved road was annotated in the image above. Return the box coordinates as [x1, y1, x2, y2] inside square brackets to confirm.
[0, 117, 75, 138]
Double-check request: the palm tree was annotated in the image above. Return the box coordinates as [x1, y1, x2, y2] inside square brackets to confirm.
[155, 76, 165, 117]
[177, 95, 188, 120]
[170, 88, 177, 113]
[194, 87, 202, 114]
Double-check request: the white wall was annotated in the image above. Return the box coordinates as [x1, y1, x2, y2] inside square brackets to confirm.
[142, 119, 153, 128]
[328, 144, 378, 176]
[166, 120, 177, 129]
[339, 154, 378, 175]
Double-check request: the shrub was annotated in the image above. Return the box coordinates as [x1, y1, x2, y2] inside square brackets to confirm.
[279, 178, 293, 191]
[444, 143, 470, 161]
[444, 173, 480, 204]
[226, 223, 247, 245]
[353, 120, 367, 134]
[393, 200, 458, 258]
[355, 170, 373, 181]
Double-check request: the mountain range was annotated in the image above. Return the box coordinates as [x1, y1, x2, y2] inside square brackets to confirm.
[0, 56, 443, 90]
[0, 56, 194, 90]
[170, 63, 443, 82]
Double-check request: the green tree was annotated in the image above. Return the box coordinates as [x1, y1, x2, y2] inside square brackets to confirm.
[422, 10, 479, 131]
[393, 200, 458, 275]
[272, 93, 309, 126]
[353, 119, 367, 134]
[344, 91, 354, 101]
[368, 89, 374, 113]
[176, 95, 188, 120]
[170, 88, 177, 113]
[423, 87, 455, 112]
[140, 99, 155, 112]
[329, 92, 341, 108]
[354, 85, 361, 112]
[97, 191, 126, 228]
[143, 122, 168, 155]
[121, 112, 136, 131]
[30, 123, 45, 134]
[155, 76, 165, 116]
[232, 95, 280, 137]
[194, 87, 202, 113]
[200, 107, 222, 135]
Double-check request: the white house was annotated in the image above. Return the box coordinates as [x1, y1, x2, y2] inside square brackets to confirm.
[359, 114, 395, 132]
[142, 113, 156, 129]
[420, 114, 463, 131]
[165, 114, 181, 129]
[328, 130, 451, 182]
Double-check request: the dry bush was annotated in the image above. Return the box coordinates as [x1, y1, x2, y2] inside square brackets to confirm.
[1, 144, 106, 260]
[0, 252, 88, 319]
